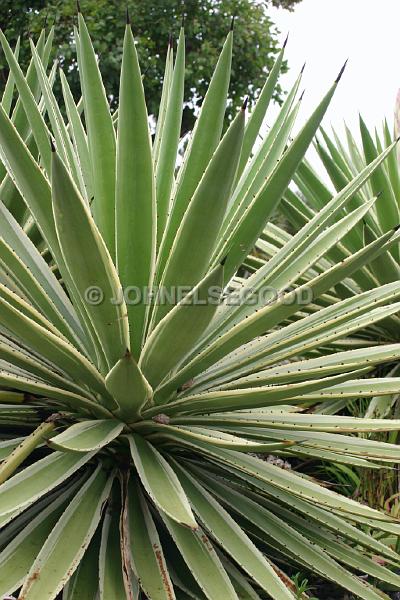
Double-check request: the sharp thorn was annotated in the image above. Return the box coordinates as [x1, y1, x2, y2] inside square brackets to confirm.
[283, 32, 289, 48]
[242, 96, 248, 111]
[126, 7, 130, 25]
[230, 14, 236, 31]
[76, 0, 81, 14]
[335, 59, 348, 83]
[50, 137, 55, 152]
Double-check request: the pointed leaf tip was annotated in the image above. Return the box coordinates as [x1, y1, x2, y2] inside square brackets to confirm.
[300, 62, 306, 74]
[299, 89, 305, 101]
[335, 59, 348, 83]
[283, 32, 289, 48]
[242, 96, 248, 111]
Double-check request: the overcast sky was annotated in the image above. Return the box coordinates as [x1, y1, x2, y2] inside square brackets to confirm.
[268, 0, 400, 140]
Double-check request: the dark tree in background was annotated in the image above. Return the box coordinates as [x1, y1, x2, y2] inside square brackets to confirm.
[0, 0, 301, 133]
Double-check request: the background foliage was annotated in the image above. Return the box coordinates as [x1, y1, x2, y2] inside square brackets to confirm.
[0, 0, 301, 132]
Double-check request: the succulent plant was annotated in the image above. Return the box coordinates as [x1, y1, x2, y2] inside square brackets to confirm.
[1, 12, 400, 600]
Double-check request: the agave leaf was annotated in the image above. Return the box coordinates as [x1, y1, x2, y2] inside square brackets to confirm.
[60, 68, 93, 202]
[105, 351, 152, 422]
[157, 29, 232, 277]
[360, 114, 399, 234]
[19, 464, 114, 600]
[0, 419, 55, 484]
[235, 42, 286, 181]
[200, 475, 389, 600]
[153, 40, 173, 165]
[0, 286, 107, 397]
[51, 148, 129, 371]
[159, 513, 239, 600]
[141, 262, 224, 389]
[0, 450, 96, 517]
[99, 485, 126, 600]
[0, 30, 52, 175]
[163, 437, 396, 522]
[221, 68, 303, 241]
[128, 434, 197, 528]
[126, 479, 176, 600]
[0, 437, 24, 460]
[1, 37, 20, 114]
[0, 370, 111, 417]
[62, 531, 100, 600]
[148, 424, 296, 452]
[155, 28, 185, 245]
[172, 462, 295, 600]
[50, 420, 124, 452]
[155, 226, 399, 401]
[0, 483, 76, 598]
[116, 24, 156, 358]
[217, 71, 344, 281]
[219, 553, 262, 600]
[0, 201, 89, 353]
[153, 105, 244, 326]
[77, 14, 116, 256]
[29, 39, 82, 190]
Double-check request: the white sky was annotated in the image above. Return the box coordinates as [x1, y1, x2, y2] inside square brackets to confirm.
[268, 0, 400, 139]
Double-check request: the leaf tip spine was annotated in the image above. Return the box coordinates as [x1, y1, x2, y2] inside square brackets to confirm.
[335, 59, 348, 83]
[283, 32, 289, 48]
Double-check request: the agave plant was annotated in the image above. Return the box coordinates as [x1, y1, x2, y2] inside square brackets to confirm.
[3, 11, 400, 600]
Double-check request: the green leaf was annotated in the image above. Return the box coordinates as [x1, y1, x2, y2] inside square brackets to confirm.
[0, 483, 76, 598]
[19, 464, 114, 600]
[172, 463, 296, 599]
[51, 148, 129, 371]
[153, 106, 244, 326]
[126, 479, 176, 600]
[155, 28, 185, 245]
[128, 434, 197, 528]
[0, 450, 96, 517]
[78, 14, 116, 256]
[99, 485, 126, 600]
[116, 24, 156, 357]
[236, 43, 286, 181]
[0, 420, 55, 484]
[218, 72, 344, 281]
[50, 420, 124, 452]
[159, 513, 239, 600]
[141, 263, 224, 389]
[105, 350, 153, 422]
[62, 531, 100, 600]
[157, 30, 232, 278]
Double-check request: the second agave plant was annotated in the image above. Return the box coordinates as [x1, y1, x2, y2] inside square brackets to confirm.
[1, 10, 400, 600]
